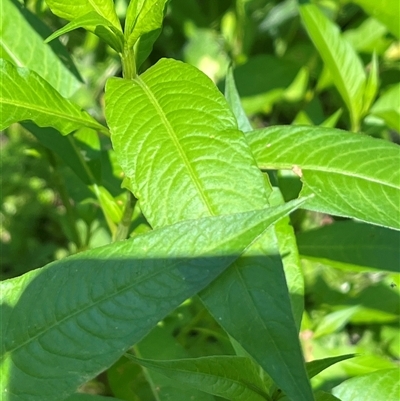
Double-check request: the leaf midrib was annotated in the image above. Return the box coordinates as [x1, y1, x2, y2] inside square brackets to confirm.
[134, 75, 217, 218]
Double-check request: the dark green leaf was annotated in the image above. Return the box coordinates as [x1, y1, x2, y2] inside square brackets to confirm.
[307, 354, 355, 379]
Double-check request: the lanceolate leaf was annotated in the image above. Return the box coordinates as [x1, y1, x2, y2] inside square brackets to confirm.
[0, 0, 81, 98]
[0, 59, 106, 134]
[127, 355, 270, 401]
[45, 12, 124, 53]
[248, 125, 400, 230]
[297, 221, 400, 273]
[1, 204, 300, 401]
[307, 355, 355, 379]
[299, 2, 366, 129]
[45, 0, 121, 30]
[105, 58, 269, 228]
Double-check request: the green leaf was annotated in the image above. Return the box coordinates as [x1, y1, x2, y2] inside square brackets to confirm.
[224, 64, 253, 133]
[248, 125, 400, 230]
[307, 354, 355, 379]
[1, 205, 296, 401]
[127, 355, 270, 401]
[332, 368, 400, 401]
[349, 0, 400, 38]
[64, 395, 124, 401]
[105, 58, 269, 228]
[45, 0, 121, 30]
[0, 0, 81, 98]
[45, 11, 124, 52]
[298, 2, 366, 130]
[135, 28, 163, 70]
[361, 53, 379, 116]
[313, 391, 341, 401]
[125, 0, 168, 47]
[370, 83, 400, 131]
[297, 221, 400, 273]
[0, 59, 106, 134]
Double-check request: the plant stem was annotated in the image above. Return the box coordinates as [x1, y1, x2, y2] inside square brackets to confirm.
[121, 45, 137, 79]
[113, 192, 136, 241]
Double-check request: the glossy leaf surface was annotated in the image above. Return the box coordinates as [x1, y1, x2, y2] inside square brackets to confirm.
[127, 355, 270, 401]
[0, 0, 80, 97]
[248, 125, 400, 230]
[0, 59, 105, 134]
[1, 204, 300, 401]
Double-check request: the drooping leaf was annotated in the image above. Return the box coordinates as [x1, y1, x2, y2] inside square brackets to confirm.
[248, 125, 400, 230]
[370, 83, 400, 131]
[45, 0, 121, 30]
[224, 64, 253, 133]
[0, 59, 106, 134]
[45, 12, 124, 52]
[0, 0, 81, 97]
[1, 203, 302, 401]
[307, 354, 355, 379]
[105, 58, 269, 228]
[297, 221, 400, 273]
[125, 0, 168, 47]
[332, 368, 400, 401]
[298, 2, 366, 129]
[349, 0, 400, 38]
[127, 355, 270, 401]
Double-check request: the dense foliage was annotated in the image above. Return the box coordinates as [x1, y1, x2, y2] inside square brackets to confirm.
[1, 1, 399, 401]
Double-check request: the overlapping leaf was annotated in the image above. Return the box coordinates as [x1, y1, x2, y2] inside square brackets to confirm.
[248, 125, 400, 230]
[1, 204, 301, 401]
[0, 0, 80, 97]
[370, 83, 400, 131]
[299, 2, 366, 129]
[127, 355, 270, 401]
[0, 59, 105, 134]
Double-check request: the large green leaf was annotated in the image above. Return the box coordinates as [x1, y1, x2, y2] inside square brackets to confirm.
[105, 58, 269, 228]
[127, 355, 270, 401]
[332, 368, 400, 401]
[125, 0, 168, 47]
[106, 59, 313, 401]
[349, 0, 400, 38]
[248, 125, 400, 230]
[0, 59, 106, 134]
[45, 0, 121, 30]
[0, 0, 81, 98]
[298, 2, 366, 130]
[1, 204, 301, 401]
[297, 221, 400, 273]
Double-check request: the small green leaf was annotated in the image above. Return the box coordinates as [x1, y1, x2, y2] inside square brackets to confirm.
[297, 221, 400, 273]
[224, 64, 253, 133]
[0, 0, 81, 97]
[361, 53, 379, 116]
[332, 368, 400, 401]
[127, 355, 270, 401]
[45, 11, 124, 52]
[0, 59, 106, 134]
[248, 125, 400, 230]
[125, 0, 168, 47]
[307, 354, 355, 379]
[299, 2, 366, 130]
[45, 0, 121, 30]
[1, 204, 301, 401]
[370, 83, 400, 131]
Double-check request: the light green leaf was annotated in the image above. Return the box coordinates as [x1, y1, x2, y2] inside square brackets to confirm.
[45, 0, 121, 30]
[135, 28, 162, 70]
[45, 11, 124, 52]
[1, 204, 296, 401]
[105, 58, 268, 228]
[307, 355, 355, 379]
[0, 59, 106, 134]
[297, 221, 400, 273]
[349, 0, 400, 38]
[224, 64, 253, 133]
[361, 53, 379, 116]
[248, 125, 400, 230]
[332, 368, 400, 401]
[313, 306, 361, 338]
[125, 0, 168, 47]
[298, 2, 366, 130]
[0, 0, 81, 98]
[370, 83, 400, 131]
[127, 355, 270, 401]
